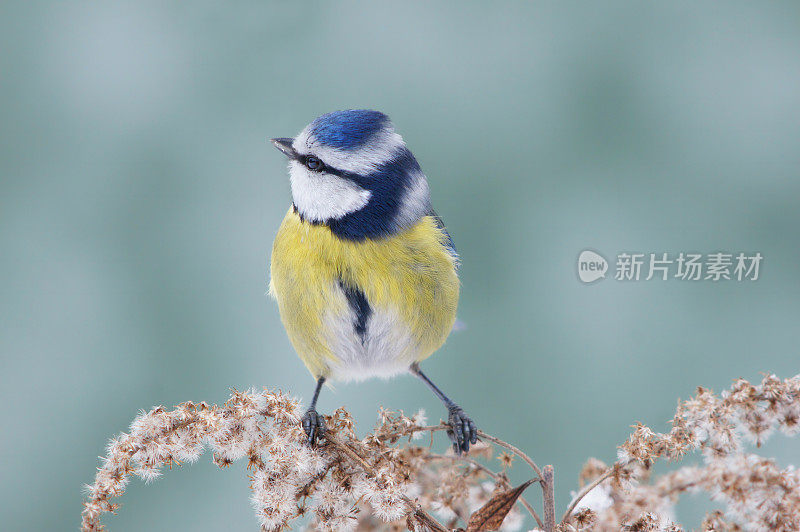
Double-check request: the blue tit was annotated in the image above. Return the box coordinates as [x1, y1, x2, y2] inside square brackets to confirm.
[269, 110, 477, 453]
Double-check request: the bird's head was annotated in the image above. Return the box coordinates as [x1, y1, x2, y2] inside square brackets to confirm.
[271, 110, 431, 240]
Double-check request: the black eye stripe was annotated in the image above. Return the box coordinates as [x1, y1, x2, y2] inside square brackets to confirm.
[300, 154, 325, 172]
[294, 153, 358, 182]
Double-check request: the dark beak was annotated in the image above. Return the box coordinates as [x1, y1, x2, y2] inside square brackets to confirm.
[271, 138, 297, 159]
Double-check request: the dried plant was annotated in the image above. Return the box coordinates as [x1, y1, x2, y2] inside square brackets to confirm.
[81, 374, 800, 531]
[561, 373, 800, 531]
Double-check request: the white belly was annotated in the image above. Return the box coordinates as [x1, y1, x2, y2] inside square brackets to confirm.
[322, 298, 419, 382]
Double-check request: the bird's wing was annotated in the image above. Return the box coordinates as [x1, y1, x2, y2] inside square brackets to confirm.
[427, 210, 465, 333]
[427, 209, 458, 266]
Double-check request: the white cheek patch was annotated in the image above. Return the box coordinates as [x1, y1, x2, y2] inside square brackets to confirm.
[287, 121, 433, 229]
[393, 169, 432, 230]
[289, 161, 371, 222]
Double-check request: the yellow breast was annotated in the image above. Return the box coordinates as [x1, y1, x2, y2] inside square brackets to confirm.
[269, 208, 459, 379]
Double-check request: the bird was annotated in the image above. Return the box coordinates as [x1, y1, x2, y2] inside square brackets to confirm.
[268, 109, 477, 454]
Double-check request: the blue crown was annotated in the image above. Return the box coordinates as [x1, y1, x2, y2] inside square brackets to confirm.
[309, 110, 390, 149]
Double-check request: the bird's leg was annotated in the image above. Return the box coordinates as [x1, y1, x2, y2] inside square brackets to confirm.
[410, 362, 477, 454]
[301, 377, 326, 446]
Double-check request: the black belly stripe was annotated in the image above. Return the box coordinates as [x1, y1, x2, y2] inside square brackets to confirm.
[338, 280, 371, 342]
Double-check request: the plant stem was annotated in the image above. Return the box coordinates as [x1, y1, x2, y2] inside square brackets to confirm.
[326, 433, 450, 532]
[560, 465, 615, 524]
[429, 454, 545, 529]
[476, 430, 544, 481]
[543, 465, 555, 532]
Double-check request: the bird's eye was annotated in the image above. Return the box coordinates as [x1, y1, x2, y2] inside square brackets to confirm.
[305, 156, 324, 172]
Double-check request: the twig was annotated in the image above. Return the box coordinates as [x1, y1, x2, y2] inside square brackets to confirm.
[378, 422, 451, 442]
[477, 430, 544, 481]
[400, 425, 549, 528]
[412, 506, 451, 532]
[326, 433, 450, 532]
[542, 465, 555, 532]
[429, 453, 545, 529]
[379, 422, 549, 528]
[560, 465, 615, 524]
[379, 423, 545, 482]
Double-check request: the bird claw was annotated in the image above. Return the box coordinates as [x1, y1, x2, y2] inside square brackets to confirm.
[447, 406, 478, 455]
[302, 409, 326, 446]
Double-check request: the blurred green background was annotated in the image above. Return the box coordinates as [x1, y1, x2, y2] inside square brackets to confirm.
[2, 2, 799, 530]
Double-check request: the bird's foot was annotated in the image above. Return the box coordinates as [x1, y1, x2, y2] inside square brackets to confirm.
[301, 408, 326, 446]
[447, 406, 478, 455]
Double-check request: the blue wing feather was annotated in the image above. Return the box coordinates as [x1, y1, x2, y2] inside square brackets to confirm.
[428, 210, 458, 268]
